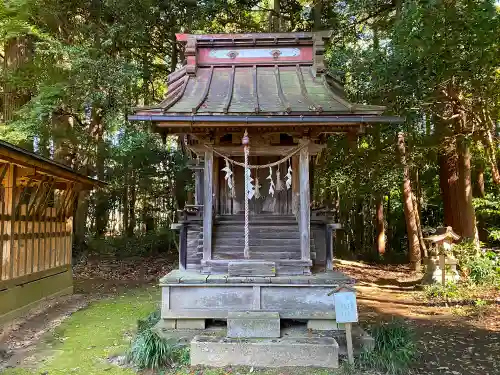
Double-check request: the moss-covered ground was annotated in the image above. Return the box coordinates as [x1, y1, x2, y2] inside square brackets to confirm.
[3, 287, 159, 375]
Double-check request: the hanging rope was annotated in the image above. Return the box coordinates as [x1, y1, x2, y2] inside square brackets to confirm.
[204, 142, 307, 169]
[242, 130, 250, 259]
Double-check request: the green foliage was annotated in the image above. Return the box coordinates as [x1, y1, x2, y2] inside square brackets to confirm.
[453, 239, 500, 285]
[474, 195, 500, 244]
[128, 310, 188, 370]
[359, 320, 417, 375]
[423, 281, 460, 300]
[461, 250, 500, 285]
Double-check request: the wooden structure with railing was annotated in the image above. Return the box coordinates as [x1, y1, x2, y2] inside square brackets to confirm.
[0, 140, 103, 324]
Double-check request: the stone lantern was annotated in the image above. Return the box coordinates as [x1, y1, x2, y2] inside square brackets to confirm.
[424, 227, 460, 285]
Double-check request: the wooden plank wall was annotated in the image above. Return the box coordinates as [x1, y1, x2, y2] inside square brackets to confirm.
[0, 163, 76, 282]
[219, 156, 292, 215]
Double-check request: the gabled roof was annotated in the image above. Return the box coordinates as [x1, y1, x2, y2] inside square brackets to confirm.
[0, 140, 105, 188]
[129, 32, 401, 127]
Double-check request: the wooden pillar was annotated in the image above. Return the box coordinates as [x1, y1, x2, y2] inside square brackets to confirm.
[309, 156, 315, 205]
[2, 164, 15, 280]
[291, 155, 299, 219]
[213, 156, 220, 215]
[179, 223, 188, 270]
[299, 140, 310, 260]
[194, 163, 204, 206]
[203, 150, 213, 261]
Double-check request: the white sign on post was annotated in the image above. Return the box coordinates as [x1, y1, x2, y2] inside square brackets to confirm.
[334, 291, 358, 323]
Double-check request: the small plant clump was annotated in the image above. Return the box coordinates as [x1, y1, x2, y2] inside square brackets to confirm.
[127, 310, 189, 370]
[423, 281, 460, 301]
[358, 320, 417, 375]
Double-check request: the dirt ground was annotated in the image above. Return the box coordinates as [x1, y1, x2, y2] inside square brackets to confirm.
[335, 261, 500, 375]
[1, 258, 499, 374]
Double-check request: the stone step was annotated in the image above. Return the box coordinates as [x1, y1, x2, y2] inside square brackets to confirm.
[191, 335, 339, 368]
[227, 311, 280, 338]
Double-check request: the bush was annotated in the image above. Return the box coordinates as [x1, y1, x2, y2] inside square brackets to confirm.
[463, 251, 499, 285]
[452, 240, 500, 285]
[423, 281, 460, 300]
[359, 320, 417, 375]
[128, 310, 188, 369]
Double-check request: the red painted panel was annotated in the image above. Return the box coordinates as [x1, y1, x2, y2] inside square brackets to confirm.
[197, 46, 313, 64]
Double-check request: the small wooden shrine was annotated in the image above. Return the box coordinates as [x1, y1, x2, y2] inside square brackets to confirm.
[130, 32, 400, 368]
[0, 140, 103, 324]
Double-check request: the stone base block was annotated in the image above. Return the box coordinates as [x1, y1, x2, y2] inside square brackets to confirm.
[227, 311, 280, 338]
[307, 320, 345, 331]
[155, 319, 177, 330]
[191, 335, 339, 368]
[176, 319, 206, 329]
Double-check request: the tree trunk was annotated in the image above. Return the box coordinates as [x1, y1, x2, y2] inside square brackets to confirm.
[74, 191, 90, 253]
[127, 170, 136, 237]
[397, 132, 421, 271]
[93, 108, 107, 236]
[354, 201, 364, 254]
[457, 134, 478, 242]
[269, 0, 280, 32]
[313, 0, 322, 31]
[476, 162, 485, 198]
[439, 147, 462, 233]
[375, 194, 385, 255]
[3, 37, 32, 125]
[122, 167, 129, 235]
[53, 112, 73, 165]
[481, 129, 500, 185]
[411, 189, 428, 258]
[387, 192, 392, 251]
[170, 32, 178, 73]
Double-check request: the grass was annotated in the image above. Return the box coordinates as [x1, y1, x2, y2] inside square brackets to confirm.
[421, 281, 499, 304]
[3, 287, 160, 375]
[127, 310, 189, 369]
[358, 320, 417, 375]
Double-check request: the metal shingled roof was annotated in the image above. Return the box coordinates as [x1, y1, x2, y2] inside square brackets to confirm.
[135, 65, 386, 117]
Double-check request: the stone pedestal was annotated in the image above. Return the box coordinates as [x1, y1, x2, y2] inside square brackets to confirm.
[227, 311, 280, 338]
[191, 335, 339, 368]
[423, 256, 460, 284]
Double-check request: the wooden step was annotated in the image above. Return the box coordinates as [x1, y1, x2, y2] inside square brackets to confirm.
[213, 238, 301, 246]
[215, 226, 299, 233]
[213, 252, 301, 260]
[215, 232, 300, 239]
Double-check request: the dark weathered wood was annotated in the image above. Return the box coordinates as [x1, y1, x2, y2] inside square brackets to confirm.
[195, 167, 204, 206]
[203, 149, 213, 261]
[299, 139, 311, 261]
[228, 261, 276, 277]
[326, 224, 333, 271]
[179, 222, 188, 270]
[8, 165, 16, 279]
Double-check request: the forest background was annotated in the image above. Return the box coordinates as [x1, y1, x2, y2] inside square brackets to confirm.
[1, 0, 500, 272]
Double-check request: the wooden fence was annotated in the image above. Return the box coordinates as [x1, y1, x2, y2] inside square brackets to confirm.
[0, 142, 101, 324]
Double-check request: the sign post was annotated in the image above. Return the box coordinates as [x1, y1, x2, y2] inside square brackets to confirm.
[332, 285, 358, 364]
